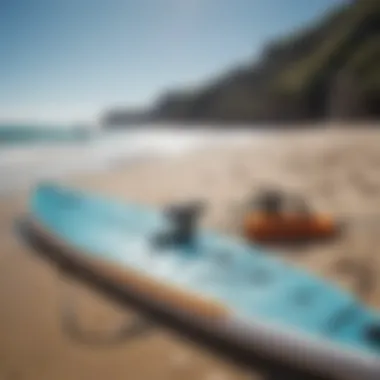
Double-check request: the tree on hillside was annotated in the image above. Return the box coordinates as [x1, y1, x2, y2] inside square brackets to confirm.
[327, 69, 364, 121]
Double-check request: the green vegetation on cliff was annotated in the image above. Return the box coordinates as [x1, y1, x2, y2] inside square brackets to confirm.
[103, 0, 380, 126]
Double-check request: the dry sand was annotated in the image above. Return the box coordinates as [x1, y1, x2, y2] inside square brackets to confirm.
[2, 127, 380, 380]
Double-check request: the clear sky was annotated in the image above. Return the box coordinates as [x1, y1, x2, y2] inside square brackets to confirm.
[0, 0, 346, 123]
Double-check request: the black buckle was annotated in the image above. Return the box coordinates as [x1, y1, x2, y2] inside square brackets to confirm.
[154, 201, 206, 247]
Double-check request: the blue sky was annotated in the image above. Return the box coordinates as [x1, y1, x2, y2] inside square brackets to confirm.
[0, 0, 346, 123]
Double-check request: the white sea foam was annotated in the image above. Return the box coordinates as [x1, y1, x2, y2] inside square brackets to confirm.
[0, 125, 260, 195]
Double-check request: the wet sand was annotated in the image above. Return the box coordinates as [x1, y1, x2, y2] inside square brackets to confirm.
[2, 127, 380, 380]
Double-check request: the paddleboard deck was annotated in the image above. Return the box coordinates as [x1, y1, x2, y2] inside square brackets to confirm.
[17, 183, 380, 380]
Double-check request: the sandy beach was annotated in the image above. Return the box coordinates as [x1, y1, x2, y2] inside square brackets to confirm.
[2, 127, 380, 380]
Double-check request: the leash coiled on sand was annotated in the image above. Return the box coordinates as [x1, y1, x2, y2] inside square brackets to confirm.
[57, 273, 151, 346]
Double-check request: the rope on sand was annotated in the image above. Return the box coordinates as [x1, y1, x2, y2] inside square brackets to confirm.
[57, 272, 152, 346]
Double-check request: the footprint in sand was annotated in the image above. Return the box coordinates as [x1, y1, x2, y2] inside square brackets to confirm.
[347, 168, 380, 198]
[203, 372, 230, 380]
[169, 350, 192, 369]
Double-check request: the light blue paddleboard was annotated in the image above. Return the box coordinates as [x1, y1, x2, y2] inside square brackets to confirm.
[27, 183, 380, 378]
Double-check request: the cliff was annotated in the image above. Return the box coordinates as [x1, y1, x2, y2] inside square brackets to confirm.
[103, 0, 380, 127]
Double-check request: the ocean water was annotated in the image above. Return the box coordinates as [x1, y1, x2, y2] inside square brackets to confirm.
[0, 124, 257, 195]
[0, 124, 91, 145]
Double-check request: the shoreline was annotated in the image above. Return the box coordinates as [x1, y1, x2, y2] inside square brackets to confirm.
[0, 126, 258, 199]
